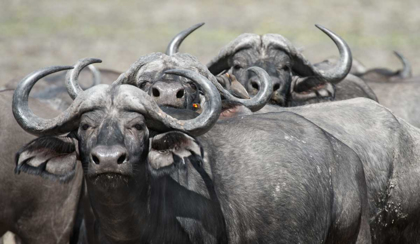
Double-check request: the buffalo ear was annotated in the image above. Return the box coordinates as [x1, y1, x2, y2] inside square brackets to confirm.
[15, 135, 78, 183]
[147, 131, 202, 177]
[288, 76, 335, 106]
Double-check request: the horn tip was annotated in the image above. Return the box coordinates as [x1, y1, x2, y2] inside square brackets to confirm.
[393, 50, 402, 58]
[191, 22, 205, 30]
[314, 24, 328, 32]
[91, 58, 103, 64]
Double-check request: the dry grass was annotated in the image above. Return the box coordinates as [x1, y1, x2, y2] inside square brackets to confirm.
[1, 0, 420, 87]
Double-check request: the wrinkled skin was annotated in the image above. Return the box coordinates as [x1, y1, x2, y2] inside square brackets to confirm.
[4, 68, 120, 111]
[0, 90, 84, 244]
[15, 84, 371, 243]
[208, 33, 377, 106]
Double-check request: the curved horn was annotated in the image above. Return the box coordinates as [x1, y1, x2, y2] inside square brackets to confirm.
[65, 58, 102, 99]
[293, 25, 352, 84]
[213, 67, 272, 112]
[394, 51, 412, 79]
[166, 23, 205, 56]
[13, 66, 89, 136]
[151, 69, 221, 135]
[83, 64, 102, 89]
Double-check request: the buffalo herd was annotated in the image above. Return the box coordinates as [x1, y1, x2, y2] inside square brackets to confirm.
[1, 23, 420, 244]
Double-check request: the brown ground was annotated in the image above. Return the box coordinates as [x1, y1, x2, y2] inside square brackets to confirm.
[1, 0, 420, 242]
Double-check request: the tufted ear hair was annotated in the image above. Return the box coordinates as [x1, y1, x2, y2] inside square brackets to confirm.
[288, 76, 335, 107]
[147, 131, 202, 178]
[15, 134, 78, 183]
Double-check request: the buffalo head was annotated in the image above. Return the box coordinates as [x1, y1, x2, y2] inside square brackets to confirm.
[207, 25, 353, 106]
[13, 58, 221, 183]
[123, 51, 272, 114]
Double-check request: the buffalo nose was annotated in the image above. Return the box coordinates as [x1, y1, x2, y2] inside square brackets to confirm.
[270, 78, 285, 106]
[247, 77, 261, 96]
[91, 145, 127, 166]
[150, 81, 186, 108]
[248, 76, 281, 92]
[272, 79, 281, 92]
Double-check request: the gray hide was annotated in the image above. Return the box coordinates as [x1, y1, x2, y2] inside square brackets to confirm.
[257, 98, 420, 243]
[365, 77, 420, 127]
[12, 65, 371, 243]
[0, 90, 84, 244]
[318, 53, 419, 127]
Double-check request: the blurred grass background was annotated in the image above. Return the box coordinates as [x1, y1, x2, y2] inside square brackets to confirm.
[1, 0, 420, 242]
[1, 0, 420, 85]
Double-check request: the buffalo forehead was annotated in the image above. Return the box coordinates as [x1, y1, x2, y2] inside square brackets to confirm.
[137, 53, 209, 77]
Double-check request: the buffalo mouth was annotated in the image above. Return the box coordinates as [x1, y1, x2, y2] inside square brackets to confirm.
[88, 172, 131, 186]
[269, 97, 286, 106]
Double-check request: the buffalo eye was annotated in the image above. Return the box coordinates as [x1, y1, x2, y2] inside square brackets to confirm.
[185, 81, 197, 91]
[81, 124, 90, 131]
[133, 124, 143, 131]
[233, 64, 242, 70]
[138, 80, 151, 90]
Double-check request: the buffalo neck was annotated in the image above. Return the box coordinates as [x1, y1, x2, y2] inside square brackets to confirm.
[86, 171, 149, 243]
[86, 168, 192, 243]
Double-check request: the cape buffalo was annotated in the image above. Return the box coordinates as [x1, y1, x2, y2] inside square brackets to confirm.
[11, 58, 371, 243]
[354, 51, 412, 82]
[0, 90, 84, 244]
[319, 51, 420, 127]
[138, 43, 420, 242]
[206, 25, 377, 106]
[320, 51, 412, 82]
[122, 52, 273, 116]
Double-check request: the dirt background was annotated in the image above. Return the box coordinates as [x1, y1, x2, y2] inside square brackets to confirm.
[1, 0, 420, 242]
[1, 0, 420, 87]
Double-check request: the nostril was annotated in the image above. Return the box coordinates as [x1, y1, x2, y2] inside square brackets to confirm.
[273, 83, 280, 91]
[176, 89, 184, 99]
[92, 155, 100, 165]
[152, 88, 160, 97]
[251, 81, 259, 90]
[117, 154, 126, 164]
